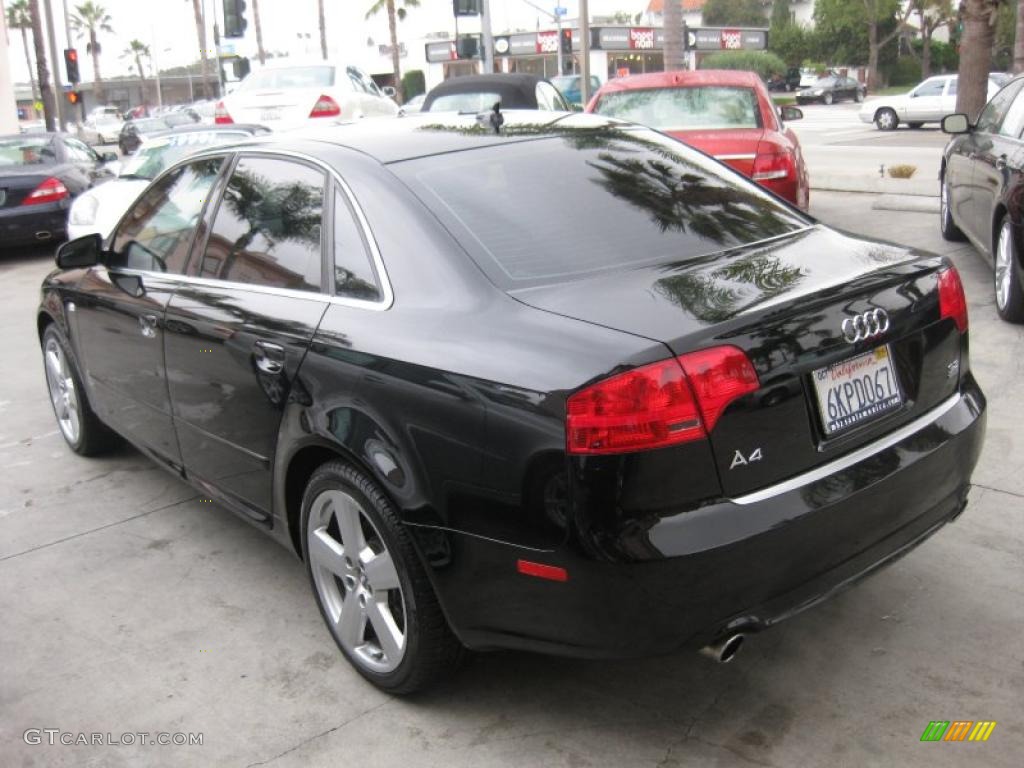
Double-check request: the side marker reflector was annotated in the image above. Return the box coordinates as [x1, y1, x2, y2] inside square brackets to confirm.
[516, 559, 568, 582]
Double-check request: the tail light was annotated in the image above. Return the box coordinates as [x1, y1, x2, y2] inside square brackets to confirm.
[21, 177, 69, 205]
[938, 266, 968, 332]
[214, 101, 233, 124]
[566, 346, 759, 455]
[309, 94, 341, 118]
[752, 150, 795, 182]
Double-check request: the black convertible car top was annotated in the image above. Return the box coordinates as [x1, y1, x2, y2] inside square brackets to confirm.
[421, 73, 568, 112]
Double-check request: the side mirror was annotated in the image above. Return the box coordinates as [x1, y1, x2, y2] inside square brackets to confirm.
[942, 113, 971, 134]
[779, 105, 804, 122]
[383, 86, 397, 99]
[56, 234, 102, 269]
[101, 151, 118, 163]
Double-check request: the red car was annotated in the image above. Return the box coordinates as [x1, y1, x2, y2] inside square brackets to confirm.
[586, 70, 809, 209]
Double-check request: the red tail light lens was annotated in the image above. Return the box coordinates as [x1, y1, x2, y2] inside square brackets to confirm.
[566, 346, 759, 455]
[214, 101, 233, 124]
[752, 151, 794, 182]
[938, 266, 968, 332]
[309, 94, 341, 118]
[21, 177, 69, 205]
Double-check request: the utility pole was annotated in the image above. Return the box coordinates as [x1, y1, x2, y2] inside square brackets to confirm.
[579, 0, 590, 105]
[43, 0, 66, 129]
[555, 11, 563, 76]
[480, 0, 494, 75]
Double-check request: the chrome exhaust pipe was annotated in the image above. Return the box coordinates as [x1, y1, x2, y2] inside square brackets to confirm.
[699, 633, 745, 664]
[35, 231, 52, 241]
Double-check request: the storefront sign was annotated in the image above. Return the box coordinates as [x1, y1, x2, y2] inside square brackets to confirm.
[425, 41, 457, 62]
[598, 27, 665, 51]
[494, 36, 510, 55]
[629, 28, 655, 50]
[508, 33, 538, 55]
[690, 27, 767, 51]
[537, 30, 559, 53]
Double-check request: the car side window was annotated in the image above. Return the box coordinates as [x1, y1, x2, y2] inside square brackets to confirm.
[976, 79, 1024, 134]
[110, 157, 225, 273]
[947, 78, 957, 96]
[535, 83, 556, 110]
[913, 79, 945, 98]
[199, 156, 325, 292]
[64, 137, 97, 163]
[998, 88, 1024, 137]
[347, 66, 369, 93]
[333, 188, 381, 302]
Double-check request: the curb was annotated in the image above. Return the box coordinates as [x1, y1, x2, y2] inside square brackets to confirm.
[810, 173, 938, 197]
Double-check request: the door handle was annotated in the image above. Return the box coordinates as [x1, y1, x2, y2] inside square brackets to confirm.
[253, 340, 285, 375]
[995, 155, 1008, 171]
[139, 314, 158, 338]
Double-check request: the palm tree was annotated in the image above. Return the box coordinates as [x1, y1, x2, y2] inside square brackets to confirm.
[253, 0, 265, 65]
[69, 1, 113, 103]
[123, 40, 151, 112]
[365, 0, 419, 102]
[956, 0, 1001, 119]
[317, 0, 327, 60]
[26, 0, 55, 130]
[6, 0, 39, 101]
[190, 0, 213, 99]
[662, 0, 684, 72]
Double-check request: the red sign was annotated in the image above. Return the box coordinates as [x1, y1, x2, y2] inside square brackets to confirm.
[721, 28, 742, 49]
[537, 30, 559, 53]
[629, 27, 655, 50]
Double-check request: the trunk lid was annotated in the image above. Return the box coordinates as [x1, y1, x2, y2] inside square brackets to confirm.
[510, 226, 962, 497]
[0, 169, 57, 208]
[224, 88, 327, 128]
[664, 128, 765, 177]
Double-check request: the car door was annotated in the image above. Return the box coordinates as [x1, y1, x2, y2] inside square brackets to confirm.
[62, 136, 113, 186]
[967, 78, 1024, 251]
[904, 77, 946, 121]
[71, 156, 228, 469]
[163, 153, 330, 520]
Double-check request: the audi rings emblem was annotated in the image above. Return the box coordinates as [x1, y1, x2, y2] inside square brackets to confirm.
[841, 308, 890, 343]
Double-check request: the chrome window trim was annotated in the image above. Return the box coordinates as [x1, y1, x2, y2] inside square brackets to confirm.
[714, 153, 757, 161]
[731, 393, 962, 506]
[124, 145, 394, 312]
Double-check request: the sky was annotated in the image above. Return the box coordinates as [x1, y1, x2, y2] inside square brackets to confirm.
[3, 0, 650, 85]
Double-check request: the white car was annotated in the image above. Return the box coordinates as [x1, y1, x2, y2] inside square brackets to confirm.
[859, 74, 1003, 130]
[214, 61, 399, 130]
[78, 114, 124, 145]
[67, 125, 269, 240]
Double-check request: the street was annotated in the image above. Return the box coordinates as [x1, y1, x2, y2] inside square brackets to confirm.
[1, 188, 1021, 768]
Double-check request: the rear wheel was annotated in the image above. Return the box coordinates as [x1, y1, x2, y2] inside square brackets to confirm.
[875, 108, 898, 131]
[302, 461, 463, 694]
[855, 90, 865, 103]
[823, 92, 833, 105]
[939, 175, 965, 242]
[994, 218, 1024, 323]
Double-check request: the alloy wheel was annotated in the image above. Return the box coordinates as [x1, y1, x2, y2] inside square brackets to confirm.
[877, 109, 896, 130]
[996, 221, 1013, 311]
[44, 337, 80, 444]
[306, 488, 407, 674]
[940, 180, 950, 225]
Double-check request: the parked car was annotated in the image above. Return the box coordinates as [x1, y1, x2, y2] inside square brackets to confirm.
[118, 113, 200, 155]
[941, 74, 1024, 322]
[400, 93, 425, 114]
[79, 114, 124, 146]
[587, 69, 810, 209]
[38, 111, 985, 693]
[421, 73, 570, 112]
[795, 74, 866, 105]
[550, 74, 602, 107]
[68, 124, 270, 241]
[0, 132, 116, 246]
[215, 61, 399, 129]
[766, 67, 802, 93]
[859, 74, 1003, 130]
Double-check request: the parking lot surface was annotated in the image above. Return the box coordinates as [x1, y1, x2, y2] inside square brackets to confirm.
[1, 192, 1022, 767]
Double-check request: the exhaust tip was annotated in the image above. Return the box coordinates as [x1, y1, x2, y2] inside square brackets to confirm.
[699, 633, 746, 664]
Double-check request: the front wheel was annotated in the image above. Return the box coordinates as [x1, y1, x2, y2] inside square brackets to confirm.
[939, 175, 966, 242]
[855, 90, 865, 103]
[302, 461, 463, 694]
[823, 92, 833, 105]
[994, 218, 1024, 323]
[875, 108, 898, 131]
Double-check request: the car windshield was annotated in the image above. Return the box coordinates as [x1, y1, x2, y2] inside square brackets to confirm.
[132, 118, 169, 133]
[118, 131, 247, 179]
[0, 136, 57, 166]
[240, 65, 335, 91]
[594, 86, 761, 131]
[394, 126, 808, 288]
[990, 72, 1011, 86]
[551, 76, 579, 92]
[427, 92, 504, 113]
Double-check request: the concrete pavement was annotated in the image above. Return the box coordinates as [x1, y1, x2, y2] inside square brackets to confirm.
[1, 195, 1022, 767]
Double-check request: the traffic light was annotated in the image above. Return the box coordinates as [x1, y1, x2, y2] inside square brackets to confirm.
[64, 49, 80, 84]
[223, 0, 248, 38]
[456, 35, 479, 59]
[561, 29, 572, 55]
[66, 91, 81, 105]
[233, 57, 251, 80]
[454, 0, 481, 16]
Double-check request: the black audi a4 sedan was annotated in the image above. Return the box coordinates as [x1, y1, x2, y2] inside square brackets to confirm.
[38, 112, 985, 693]
[940, 73, 1024, 322]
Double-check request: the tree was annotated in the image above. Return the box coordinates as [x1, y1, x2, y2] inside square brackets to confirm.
[6, 0, 39, 101]
[252, 0, 265, 65]
[702, 0, 767, 27]
[27, 0, 55, 130]
[189, 0, 213, 99]
[862, 1, 915, 89]
[770, 0, 792, 29]
[70, 2, 113, 104]
[663, 0, 685, 71]
[366, 1, 419, 102]
[911, 1, 955, 78]
[957, 1, 1003, 119]
[123, 39, 151, 111]
[814, 0, 911, 88]
[1016, 0, 1024, 72]
[318, 0, 327, 59]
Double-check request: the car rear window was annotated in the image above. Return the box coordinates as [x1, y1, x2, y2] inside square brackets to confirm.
[240, 66, 335, 91]
[594, 86, 761, 131]
[427, 92, 503, 113]
[394, 127, 809, 288]
[0, 136, 57, 166]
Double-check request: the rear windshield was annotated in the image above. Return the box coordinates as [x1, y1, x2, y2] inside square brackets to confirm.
[394, 127, 809, 288]
[120, 131, 249, 179]
[240, 66, 335, 91]
[427, 92, 503, 113]
[594, 86, 761, 131]
[0, 136, 57, 166]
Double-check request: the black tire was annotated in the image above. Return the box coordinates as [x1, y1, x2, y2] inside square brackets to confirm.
[939, 174, 965, 242]
[908, 122, 924, 129]
[875, 108, 899, 131]
[41, 324, 119, 456]
[301, 460, 463, 694]
[855, 90, 865, 103]
[994, 217, 1024, 323]
[823, 92, 833, 105]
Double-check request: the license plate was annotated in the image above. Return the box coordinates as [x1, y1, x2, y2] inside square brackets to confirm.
[812, 345, 903, 436]
[260, 108, 281, 121]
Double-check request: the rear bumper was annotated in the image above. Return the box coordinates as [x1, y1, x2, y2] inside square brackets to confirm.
[0, 201, 67, 246]
[424, 378, 986, 657]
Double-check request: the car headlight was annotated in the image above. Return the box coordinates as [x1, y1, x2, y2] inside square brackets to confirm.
[69, 194, 98, 225]
[811, 90, 823, 96]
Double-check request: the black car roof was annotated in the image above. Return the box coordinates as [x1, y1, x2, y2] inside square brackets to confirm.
[294, 110, 624, 164]
[423, 73, 548, 110]
[145, 123, 270, 141]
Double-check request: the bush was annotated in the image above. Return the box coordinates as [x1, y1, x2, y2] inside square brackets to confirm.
[885, 57, 922, 87]
[887, 164, 916, 179]
[401, 70, 425, 100]
[769, 24, 812, 67]
[699, 51, 788, 80]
